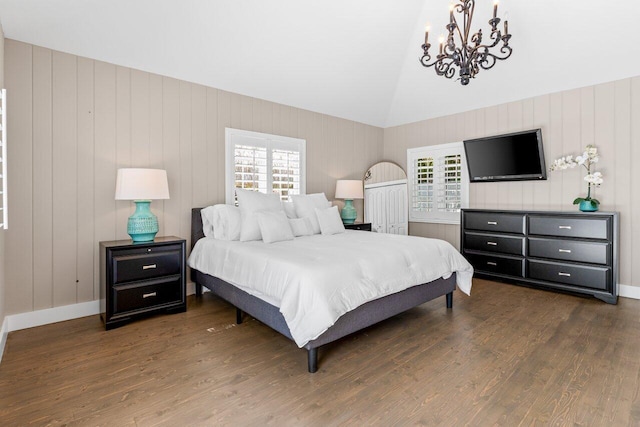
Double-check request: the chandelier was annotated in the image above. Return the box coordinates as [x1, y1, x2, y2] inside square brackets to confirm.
[420, 0, 512, 85]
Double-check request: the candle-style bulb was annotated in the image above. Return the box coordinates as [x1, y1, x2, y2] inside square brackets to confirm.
[493, 0, 499, 19]
[424, 23, 431, 45]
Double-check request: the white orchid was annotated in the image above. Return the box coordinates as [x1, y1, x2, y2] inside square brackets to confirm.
[549, 144, 603, 209]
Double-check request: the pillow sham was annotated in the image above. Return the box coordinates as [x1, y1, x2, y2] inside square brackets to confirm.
[282, 201, 297, 219]
[288, 217, 313, 237]
[256, 210, 295, 244]
[315, 206, 346, 235]
[236, 188, 284, 241]
[291, 193, 331, 234]
[212, 204, 241, 241]
[200, 206, 216, 238]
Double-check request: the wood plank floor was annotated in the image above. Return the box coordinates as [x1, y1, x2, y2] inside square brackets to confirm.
[1, 279, 639, 426]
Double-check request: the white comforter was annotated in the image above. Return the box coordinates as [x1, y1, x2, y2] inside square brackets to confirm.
[188, 231, 473, 347]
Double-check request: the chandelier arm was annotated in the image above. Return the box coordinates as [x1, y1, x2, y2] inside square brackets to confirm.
[464, 0, 475, 45]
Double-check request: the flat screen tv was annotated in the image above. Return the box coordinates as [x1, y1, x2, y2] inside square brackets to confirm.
[463, 129, 547, 182]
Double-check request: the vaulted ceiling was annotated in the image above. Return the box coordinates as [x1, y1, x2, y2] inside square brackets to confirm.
[1, 0, 639, 128]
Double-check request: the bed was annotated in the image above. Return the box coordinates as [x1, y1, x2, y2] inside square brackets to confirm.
[189, 207, 473, 372]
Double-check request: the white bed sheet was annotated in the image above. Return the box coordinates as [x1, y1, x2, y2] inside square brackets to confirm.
[188, 231, 473, 347]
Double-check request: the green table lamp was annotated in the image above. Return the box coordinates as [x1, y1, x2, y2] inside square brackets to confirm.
[335, 179, 364, 224]
[115, 168, 170, 242]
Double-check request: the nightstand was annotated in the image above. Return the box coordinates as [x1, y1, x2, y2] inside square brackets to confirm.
[100, 236, 186, 330]
[344, 222, 372, 231]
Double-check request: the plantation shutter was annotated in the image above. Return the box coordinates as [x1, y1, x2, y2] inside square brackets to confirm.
[407, 142, 468, 224]
[226, 128, 306, 204]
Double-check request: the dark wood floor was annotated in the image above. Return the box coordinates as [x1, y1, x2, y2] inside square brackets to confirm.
[1, 279, 639, 426]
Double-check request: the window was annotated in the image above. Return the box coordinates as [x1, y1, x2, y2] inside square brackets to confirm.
[225, 128, 306, 204]
[0, 89, 6, 229]
[407, 142, 468, 224]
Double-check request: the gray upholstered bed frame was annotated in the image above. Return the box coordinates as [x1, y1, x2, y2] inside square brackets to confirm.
[190, 208, 456, 373]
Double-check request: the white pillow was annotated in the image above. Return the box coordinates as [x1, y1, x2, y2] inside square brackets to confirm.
[291, 193, 331, 234]
[256, 210, 295, 244]
[288, 218, 313, 237]
[282, 201, 297, 219]
[315, 206, 346, 235]
[200, 206, 216, 238]
[236, 189, 283, 241]
[212, 205, 241, 241]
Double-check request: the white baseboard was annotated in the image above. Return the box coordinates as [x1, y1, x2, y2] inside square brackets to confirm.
[619, 284, 640, 300]
[6, 282, 200, 334]
[7, 300, 100, 332]
[0, 316, 8, 364]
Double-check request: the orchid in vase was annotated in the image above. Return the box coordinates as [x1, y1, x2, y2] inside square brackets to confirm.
[549, 145, 603, 212]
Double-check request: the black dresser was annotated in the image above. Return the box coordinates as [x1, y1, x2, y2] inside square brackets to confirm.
[461, 209, 619, 304]
[100, 236, 187, 330]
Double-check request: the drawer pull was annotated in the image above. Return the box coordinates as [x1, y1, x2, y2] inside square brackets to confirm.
[558, 272, 571, 277]
[558, 226, 572, 230]
[486, 242, 498, 246]
[142, 264, 157, 270]
[487, 221, 498, 225]
[142, 292, 157, 298]
[558, 249, 572, 253]
[487, 261, 497, 266]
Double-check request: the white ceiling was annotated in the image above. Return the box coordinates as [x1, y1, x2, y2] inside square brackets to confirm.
[1, 0, 639, 128]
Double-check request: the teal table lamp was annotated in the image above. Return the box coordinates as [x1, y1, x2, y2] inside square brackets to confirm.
[115, 168, 170, 242]
[335, 179, 364, 224]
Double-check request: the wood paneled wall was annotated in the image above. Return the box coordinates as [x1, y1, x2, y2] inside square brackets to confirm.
[384, 77, 640, 288]
[3, 40, 384, 315]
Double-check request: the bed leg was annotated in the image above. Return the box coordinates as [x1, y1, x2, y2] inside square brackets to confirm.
[236, 308, 243, 324]
[195, 283, 202, 297]
[446, 291, 453, 309]
[308, 348, 318, 373]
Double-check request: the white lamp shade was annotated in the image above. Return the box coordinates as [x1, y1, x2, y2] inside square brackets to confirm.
[115, 168, 170, 200]
[335, 179, 364, 200]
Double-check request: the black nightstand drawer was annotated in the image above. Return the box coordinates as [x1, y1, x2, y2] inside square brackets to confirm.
[464, 232, 525, 256]
[344, 223, 372, 231]
[528, 260, 609, 291]
[465, 253, 525, 277]
[100, 236, 186, 330]
[113, 246, 182, 284]
[464, 212, 525, 234]
[529, 237, 609, 265]
[529, 216, 609, 240]
[113, 276, 183, 315]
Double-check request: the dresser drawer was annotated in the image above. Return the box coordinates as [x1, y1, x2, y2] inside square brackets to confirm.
[112, 246, 182, 284]
[528, 260, 609, 291]
[465, 253, 525, 277]
[464, 232, 525, 256]
[529, 237, 609, 265]
[112, 276, 183, 315]
[528, 216, 609, 240]
[464, 212, 525, 234]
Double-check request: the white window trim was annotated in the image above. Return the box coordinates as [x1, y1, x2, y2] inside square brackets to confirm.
[407, 141, 469, 225]
[225, 128, 306, 204]
[0, 89, 7, 230]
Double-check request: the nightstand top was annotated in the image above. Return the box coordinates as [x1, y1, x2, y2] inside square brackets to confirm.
[100, 236, 185, 249]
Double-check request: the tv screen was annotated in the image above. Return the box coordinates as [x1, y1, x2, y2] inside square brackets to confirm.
[463, 129, 547, 182]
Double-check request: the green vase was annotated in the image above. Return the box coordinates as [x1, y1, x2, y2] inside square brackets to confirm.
[579, 200, 598, 212]
[127, 200, 159, 242]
